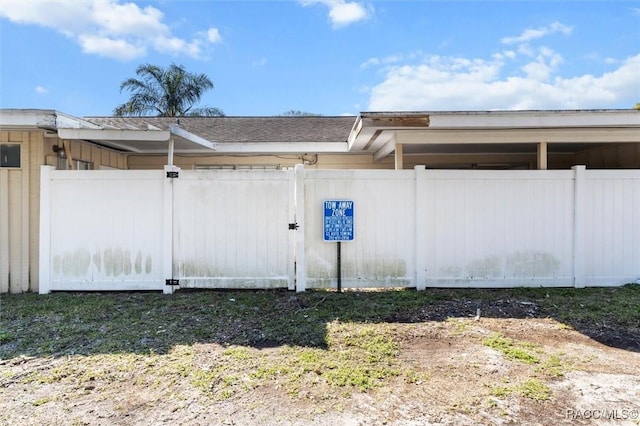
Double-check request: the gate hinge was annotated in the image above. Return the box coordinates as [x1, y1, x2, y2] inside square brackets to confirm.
[288, 223, 299, 230]
[166, 171, 179, 179]
[165, 278, 179, 286]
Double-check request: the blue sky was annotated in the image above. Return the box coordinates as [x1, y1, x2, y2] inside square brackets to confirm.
[1, 0, 639, 117]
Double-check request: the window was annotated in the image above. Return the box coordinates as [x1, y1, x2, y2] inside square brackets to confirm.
[57, 158, 94, 170]
[0, 144, 20, 168]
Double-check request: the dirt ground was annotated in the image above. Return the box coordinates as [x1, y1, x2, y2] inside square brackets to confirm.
[1, 294, 639, 426]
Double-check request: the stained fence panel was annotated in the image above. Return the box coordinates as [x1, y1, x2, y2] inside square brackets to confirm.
[303, 169, 417, 289]
[582, 171, 640, 285]
[172, 169, 294, 289]
[38, 166, 640, 293]
[419, 170, 575, 287]
[42, 169, 165, 292]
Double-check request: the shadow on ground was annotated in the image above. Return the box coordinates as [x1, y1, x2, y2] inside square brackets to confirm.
[1, 285, 639, 359]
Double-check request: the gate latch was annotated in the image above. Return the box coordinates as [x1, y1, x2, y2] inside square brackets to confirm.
[166, 171, 179, 179]
[165, 279, 179, 286]
[288, 223, 299, 230]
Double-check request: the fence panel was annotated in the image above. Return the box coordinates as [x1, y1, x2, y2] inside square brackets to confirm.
[419, 170, 576, 287]
[40, 169, 166, 292]
[582, 171, 640, 285]
[172, 169, 295, 289]
[302, 169, 416, 289]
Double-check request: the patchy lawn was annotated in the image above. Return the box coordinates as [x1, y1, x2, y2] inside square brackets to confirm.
[1, 286, 639, 425]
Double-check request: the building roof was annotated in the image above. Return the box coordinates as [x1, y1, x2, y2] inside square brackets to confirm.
[84, 116, 356, 144]
[2, 109, 638, 162]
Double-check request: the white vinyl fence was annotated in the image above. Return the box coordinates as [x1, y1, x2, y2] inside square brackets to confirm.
[172, 169, 295, 290]
[39, 165, 640, 293]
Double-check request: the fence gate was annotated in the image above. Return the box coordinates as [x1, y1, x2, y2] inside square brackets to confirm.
[171, 169, 296, 290]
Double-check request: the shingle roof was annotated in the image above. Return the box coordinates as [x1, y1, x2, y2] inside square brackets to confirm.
[83, 116, 356, 143]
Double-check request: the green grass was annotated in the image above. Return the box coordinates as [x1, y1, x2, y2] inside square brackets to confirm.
[1, 286, 638, 401]
[2, 286, 639, 359]
[489, 379, 552, 401]
[518, 379, 552, 401]
[482, 333, 540, 364]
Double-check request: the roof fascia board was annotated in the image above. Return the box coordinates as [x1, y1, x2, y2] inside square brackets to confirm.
[427, 111, 640, 129]
[361, 110, 640, 129]
[169, 124, 216, 150]
[0, 109, 57, 128]
[58, 128, 170, 142]
[395, 128, 640, 145]
[347, 115, 364, 150]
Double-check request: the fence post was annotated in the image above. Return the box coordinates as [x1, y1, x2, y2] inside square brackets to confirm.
[415, 166, 427, 290]
[294, 164, 307, 292]
[162, 165, 178, 294]
[573, 165, 586, 288]
[38, 166, 55, 294]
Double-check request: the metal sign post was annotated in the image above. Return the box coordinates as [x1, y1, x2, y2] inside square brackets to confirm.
[323, 200, 354, 293]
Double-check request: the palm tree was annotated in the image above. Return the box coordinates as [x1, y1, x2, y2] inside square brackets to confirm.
[113, 63, 224, 117]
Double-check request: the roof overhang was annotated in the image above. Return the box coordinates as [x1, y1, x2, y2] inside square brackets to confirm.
[349, 110, 640, 161]
[56, 123, 218, 154]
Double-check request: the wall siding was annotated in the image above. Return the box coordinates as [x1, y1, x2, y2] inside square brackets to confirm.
[0, 130, 130, 293]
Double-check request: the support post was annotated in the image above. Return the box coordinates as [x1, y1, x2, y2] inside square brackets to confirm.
[573, 165, 586, 288]
[337, 241, 342, 293]
[537, 142, 548, 170]
[395, 143, 404, 170]
[62, 140, 74, 170]
[167, 139, 175, 166]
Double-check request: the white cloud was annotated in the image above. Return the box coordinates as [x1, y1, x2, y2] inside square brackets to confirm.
[501, 22, 573, 45]
[367, 53, 640, 111]
[360, 52, 426, 70]
[206, 28, 222, 44]
[0, 0, 222, 61]
[35, 86, 48, 94]
[366, 23, 639, 111]
[79, 34, 146, 60]
[301, 0, 371, 28]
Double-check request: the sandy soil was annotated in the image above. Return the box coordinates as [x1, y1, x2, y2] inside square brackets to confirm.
[2, 298, 639, 426]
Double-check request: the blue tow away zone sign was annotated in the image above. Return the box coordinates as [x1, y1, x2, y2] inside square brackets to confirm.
[323, 200, 354, 241]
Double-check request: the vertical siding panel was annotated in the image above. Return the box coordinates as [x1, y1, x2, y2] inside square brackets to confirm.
[0, 169, 9, 292]
[8, 171, 23, 292]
